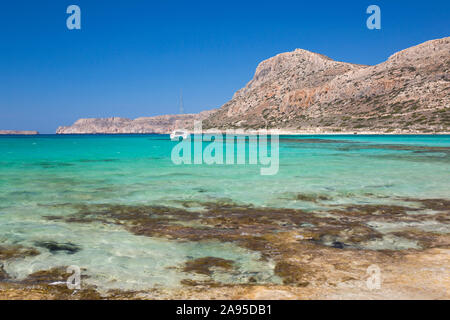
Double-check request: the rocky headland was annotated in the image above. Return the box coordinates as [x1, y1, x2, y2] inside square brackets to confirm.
[0, 130, 39, 135]
[56, 111, 214, 134]
[57, 37, 449, 134]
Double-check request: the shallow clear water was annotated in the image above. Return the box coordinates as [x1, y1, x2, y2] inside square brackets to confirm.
[0, 134, 449, 291]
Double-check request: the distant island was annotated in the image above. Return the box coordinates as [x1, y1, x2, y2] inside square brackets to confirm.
[0, 130, 39, 135]
[57, 37, 449, 135]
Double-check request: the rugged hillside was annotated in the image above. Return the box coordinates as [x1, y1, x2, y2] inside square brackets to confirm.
[56, 111, 214, 134]
[57, 38, 449, 134]
[203, 37, 450, 133]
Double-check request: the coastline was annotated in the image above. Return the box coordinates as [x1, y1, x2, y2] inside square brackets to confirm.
[0, 130, 39, 135]
[51, 130, 450, 136]
[226, 129, 450, 136]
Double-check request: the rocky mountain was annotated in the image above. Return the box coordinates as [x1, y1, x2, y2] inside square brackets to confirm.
[0, 130, 38, 135]
[203, 37, 450, 133]
[57, 37, 449, 134]
[56, 111, 214, 134]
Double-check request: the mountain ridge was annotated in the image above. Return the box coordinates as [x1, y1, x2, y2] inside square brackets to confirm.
[203, 37, 449, 133]
[57, 37, 450, 134]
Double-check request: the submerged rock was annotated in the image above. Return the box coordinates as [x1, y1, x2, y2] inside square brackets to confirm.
[34, 241, 81, 255]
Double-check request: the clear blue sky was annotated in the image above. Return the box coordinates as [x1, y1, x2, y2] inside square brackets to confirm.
[0, 0, 449, 133]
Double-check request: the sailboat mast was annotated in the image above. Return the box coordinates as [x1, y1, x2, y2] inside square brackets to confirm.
[179, 89, 184, 114]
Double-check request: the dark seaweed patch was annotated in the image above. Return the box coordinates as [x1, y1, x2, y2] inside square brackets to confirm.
[280, 138, 355, 144]
[361, 153, 450, 163]
[34, 241, 81, 255]
[18, 267, 102, 299]
[0, 263, 8, 280]
[183, 257, 234, 276]
[391, 230, 450, 249]
[0, 245, 40, 260]
[21, 266, 74, 285]
[78, 159, 118, 163]
[399, 198, 450, 212]
[42, 198, 449, 261]
[274, 262, 310, 286]
[36, 162, 75, 168]
[328, 204, 417, 217]
[180, 279, 223, 287]
[34, 197, 450, 292]
[337, 144, 450, 153]
[295, 193, 332, 202]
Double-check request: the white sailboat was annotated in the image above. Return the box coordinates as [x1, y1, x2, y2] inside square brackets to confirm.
[170, 130, 189, 140]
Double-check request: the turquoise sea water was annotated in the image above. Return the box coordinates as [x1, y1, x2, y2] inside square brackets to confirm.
[0, 134, 449, 292]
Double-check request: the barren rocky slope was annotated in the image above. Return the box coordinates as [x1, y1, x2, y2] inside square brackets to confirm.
[56, 111, 214, 134]
[57, 38, 449, 134]
[203, 37, 450, 133]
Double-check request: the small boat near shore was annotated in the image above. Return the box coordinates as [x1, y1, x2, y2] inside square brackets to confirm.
[170, 130, 189, 140]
